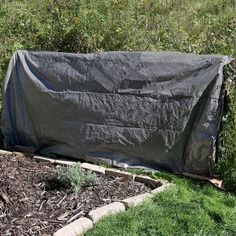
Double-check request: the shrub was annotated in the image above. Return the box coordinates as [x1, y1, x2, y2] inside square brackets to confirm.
[56, 163, 98, 193]
[216, 60, 236, 191]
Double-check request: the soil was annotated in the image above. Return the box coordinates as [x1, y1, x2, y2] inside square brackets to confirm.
[0, 153, 151, 236]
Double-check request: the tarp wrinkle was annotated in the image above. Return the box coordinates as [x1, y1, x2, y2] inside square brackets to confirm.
[1, 50, 231, 176]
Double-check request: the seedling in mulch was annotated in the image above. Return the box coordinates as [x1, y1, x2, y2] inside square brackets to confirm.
[56, 164, 98, 193]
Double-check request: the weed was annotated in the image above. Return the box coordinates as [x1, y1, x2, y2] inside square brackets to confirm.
[56, 163, 97, 193]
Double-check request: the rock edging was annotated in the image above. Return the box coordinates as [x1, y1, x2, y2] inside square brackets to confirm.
[0, 149, 171, 236]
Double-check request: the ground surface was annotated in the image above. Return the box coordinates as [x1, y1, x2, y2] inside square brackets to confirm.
[86, 171, 236, 236]
[0, 154, 150, 236]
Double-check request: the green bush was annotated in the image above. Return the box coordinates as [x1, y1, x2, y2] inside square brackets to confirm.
[216, 60, 236, 191]
[56, 163, 97, 193]
[0, 0, 235, 190]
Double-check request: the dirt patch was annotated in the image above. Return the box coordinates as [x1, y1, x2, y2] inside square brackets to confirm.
[0, 154, 151, 236]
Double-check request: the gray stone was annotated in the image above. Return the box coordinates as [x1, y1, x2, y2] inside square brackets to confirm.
[12, 151, 26, 158]
[120, 193, 153, 208]
[54, 217, 93, 236]
[88, 202, 125, 223]
[0, 149, 12, 156]
[151, 183, 172, 194]
[80, 163, 106, 174]
[182, 172, 223, 188]
[33, 155, 56, 164]
[54, 159, 77, 166]
[105, 168, 134, 180]
[135, 175, 162, 188]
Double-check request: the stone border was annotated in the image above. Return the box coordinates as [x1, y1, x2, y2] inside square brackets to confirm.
[0, 150, 171, 236]
[0, 149, 12, 155]
[182, 172, 223, 189]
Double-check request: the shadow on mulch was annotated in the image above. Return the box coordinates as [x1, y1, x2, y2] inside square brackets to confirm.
[44, 177, 69, 191]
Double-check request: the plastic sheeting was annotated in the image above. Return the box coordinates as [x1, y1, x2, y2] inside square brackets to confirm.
[1, 50, 231, 175]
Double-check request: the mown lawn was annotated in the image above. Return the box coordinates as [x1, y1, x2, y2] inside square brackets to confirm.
[86, 175, 236, 236]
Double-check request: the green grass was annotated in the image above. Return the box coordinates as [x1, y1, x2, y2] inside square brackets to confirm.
[86, 174, 236, 236]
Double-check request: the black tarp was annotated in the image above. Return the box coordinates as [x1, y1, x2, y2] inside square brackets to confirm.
[1, 50, 231, 175]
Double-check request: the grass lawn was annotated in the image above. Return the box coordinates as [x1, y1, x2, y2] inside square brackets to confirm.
[86, 173, 236, 236]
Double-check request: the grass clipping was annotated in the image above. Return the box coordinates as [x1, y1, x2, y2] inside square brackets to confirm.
[56, 164, 98, 193]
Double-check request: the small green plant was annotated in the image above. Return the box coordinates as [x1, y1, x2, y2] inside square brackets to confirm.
[56, 163, 98, 193]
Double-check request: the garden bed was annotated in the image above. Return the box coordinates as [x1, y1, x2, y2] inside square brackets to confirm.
[0, 152, 152, 236]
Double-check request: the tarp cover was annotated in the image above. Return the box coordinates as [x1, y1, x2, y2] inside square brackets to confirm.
[1, 50, 231, 175]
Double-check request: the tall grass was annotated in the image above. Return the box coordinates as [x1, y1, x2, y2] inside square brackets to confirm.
[0, 0, 235, 189]
[216, 61, 236, 191]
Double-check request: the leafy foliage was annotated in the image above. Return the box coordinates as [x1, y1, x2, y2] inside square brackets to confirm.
[0, 0, 235, 189]
[56, 163, 97, 193]
[216, 60, 236, 191]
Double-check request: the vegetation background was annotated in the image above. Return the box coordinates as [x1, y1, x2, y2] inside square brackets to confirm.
[0, 0, 235, 189]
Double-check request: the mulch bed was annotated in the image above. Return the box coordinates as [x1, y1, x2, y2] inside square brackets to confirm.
[0, 153, 151, 236]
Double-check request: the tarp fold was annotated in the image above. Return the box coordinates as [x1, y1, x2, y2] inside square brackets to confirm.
[1, 50, 231, 175]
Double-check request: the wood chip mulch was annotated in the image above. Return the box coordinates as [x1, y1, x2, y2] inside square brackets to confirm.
[0, 153, 151, 236]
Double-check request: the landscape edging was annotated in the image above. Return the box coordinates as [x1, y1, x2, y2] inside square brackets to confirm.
[0, 150, 171, 236]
